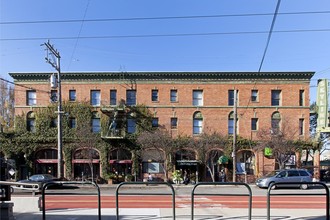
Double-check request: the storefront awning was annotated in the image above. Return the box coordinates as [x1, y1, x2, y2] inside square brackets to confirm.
[109, 160, 132, 164]
[36, 159, 58, 163]
[72, 159, 100, 163]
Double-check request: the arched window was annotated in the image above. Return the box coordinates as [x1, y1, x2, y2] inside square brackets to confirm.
[27, 112, 35, 132]
[228, 112, 234, 135]
[271, 112, 281, 134]
[193, 111, 203, 135]
[74, 148, 99, 160]
[35, 149, 58, 159]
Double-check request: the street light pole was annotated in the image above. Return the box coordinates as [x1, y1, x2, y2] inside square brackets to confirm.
[43, 41, 63, 179]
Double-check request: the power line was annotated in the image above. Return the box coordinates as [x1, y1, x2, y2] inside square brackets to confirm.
[1, 10, 330, 25]
[0, 77, 50, 94]
[67, 0, 90, 71]
[258, 0, 281, 72]
[1, 28, 330, 42]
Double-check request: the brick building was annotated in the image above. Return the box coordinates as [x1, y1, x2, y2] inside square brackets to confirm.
[9, 71, 314, 182]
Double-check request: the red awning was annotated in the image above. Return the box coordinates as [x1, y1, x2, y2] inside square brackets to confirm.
[72, 159, 100, 163]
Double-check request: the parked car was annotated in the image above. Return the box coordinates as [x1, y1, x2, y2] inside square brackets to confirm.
[256, 169, 312, 189]
[18, 174, 59, 189]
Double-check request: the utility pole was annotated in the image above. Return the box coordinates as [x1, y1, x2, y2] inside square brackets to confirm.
[232, 90, 237, 182]
[43, 40, 63, 179]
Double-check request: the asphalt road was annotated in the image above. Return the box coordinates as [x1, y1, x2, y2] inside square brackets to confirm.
[12, 182, 329, 197]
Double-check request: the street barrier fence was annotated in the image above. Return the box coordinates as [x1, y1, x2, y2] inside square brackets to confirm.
[115, 182, 176, 220]
[41, 181, 101, 220]
[267, 182, 329, 220]
[191, 182, 252, 220]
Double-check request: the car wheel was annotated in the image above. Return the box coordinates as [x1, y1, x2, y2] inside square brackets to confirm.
[300, 183, 308, 190]
[269, 182, 276, 190]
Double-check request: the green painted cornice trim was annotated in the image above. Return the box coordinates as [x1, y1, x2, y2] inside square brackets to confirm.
[9, 71, 315, 82]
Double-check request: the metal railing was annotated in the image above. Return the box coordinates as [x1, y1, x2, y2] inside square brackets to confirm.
[41, 181, 101, 220]
[267, 182, 329, 220]
[115, 182, 176, 220]
[191, 182, 252, 220]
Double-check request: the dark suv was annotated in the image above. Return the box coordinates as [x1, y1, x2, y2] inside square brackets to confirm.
[256, 169, 312, 189]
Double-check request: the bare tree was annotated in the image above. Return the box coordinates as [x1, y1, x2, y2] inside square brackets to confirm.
[0, 81, 14, 132]
[189, 132, 226, 182]
[257, 119, 300, 169]
[76, 120, 99, 182]
[137, 129, 174, 181]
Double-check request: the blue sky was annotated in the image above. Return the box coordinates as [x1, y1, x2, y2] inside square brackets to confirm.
[1, 0, 330, 103]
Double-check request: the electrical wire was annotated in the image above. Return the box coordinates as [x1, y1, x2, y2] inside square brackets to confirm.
[1, 10, 330, 25]
[1, 28, 330, 42]
[67, 0, 91, 71]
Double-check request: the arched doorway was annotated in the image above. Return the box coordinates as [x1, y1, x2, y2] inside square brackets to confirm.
[175, 149, 199, 182]
[141, 148, 165, 181]
[108, 148, 132, 179]
[73, 148, 100, 181]
[236, 150, 255, 183]
[35, 149, 58, 177]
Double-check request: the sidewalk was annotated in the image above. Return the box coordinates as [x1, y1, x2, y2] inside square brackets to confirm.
[14, 207, 327, 220]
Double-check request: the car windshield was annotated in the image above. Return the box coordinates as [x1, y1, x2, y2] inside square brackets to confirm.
[29, 174, 53, 181]
[265, 170, 280, 177]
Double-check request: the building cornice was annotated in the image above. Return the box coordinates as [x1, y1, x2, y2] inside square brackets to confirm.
[9, 71, 315, 82]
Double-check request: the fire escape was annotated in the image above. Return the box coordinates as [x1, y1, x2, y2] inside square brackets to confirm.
[101, 102, 127, 139]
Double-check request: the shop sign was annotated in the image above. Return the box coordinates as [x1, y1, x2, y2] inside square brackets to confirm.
[176, 160, 199, 166]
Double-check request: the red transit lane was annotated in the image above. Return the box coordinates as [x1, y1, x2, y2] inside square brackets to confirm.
[43, 195, 327, 210]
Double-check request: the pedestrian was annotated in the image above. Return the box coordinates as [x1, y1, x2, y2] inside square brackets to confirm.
[220, 170, 226, 182]
[148, 173, 153, 182]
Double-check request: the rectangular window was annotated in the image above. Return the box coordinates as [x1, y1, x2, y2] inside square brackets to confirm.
[92, 118, 101, 133]
[69, 90, 76, 102]
[251, 90, 258, 102]
[27, 90, 37, 106]
[299, 90, 305, 106]
[69, 117, 76, 129]
[110, 90, 117, 105]
[91, 90, 101, 106]
[193, 119, 203, 134]
[228, 90, 234, 106]
[251, 118, 258, 131]
[152, 118, 159, 127]
[193, 90, 203, 106]
[299, 118, 304, 135]
[271, 90, 281, 106]
[142, 162, 164, 173]
[126, 90, 136, 106]
[152, 89, 159, 102]
[50, 118, 57, 128]
[127, 118, 136, 134]
[50, 90, 57, 103]
[171, 117, 178, 129]
[170, 90, 178, 102]
[228, 118, 234, 135]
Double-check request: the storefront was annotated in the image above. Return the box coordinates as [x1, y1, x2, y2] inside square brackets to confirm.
[73, 148, 100, 180]
[35, 149, 58, 177]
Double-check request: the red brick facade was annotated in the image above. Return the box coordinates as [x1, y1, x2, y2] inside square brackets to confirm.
[10, 71, 314, 182]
